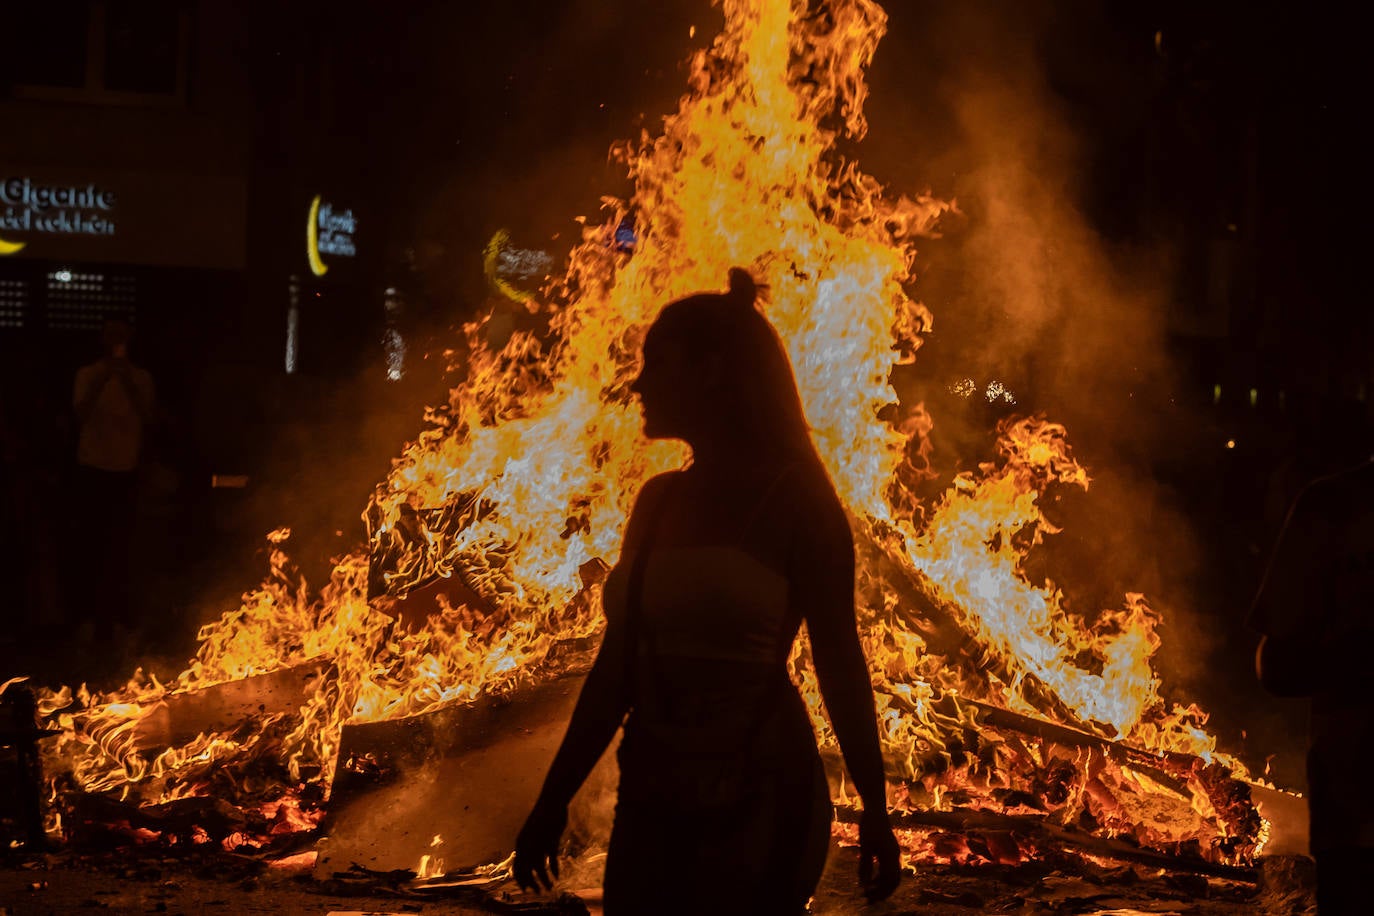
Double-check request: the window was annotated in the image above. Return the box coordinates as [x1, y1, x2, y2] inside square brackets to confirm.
[45, 269, 136, 331]
[9, 1, 190, 106]
[8, 3, 92, 89]
[0, 278, 29, 329]
[104, 1, 182, 95]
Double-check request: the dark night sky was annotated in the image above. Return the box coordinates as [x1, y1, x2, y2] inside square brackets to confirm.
[270, 0, 1360, 345]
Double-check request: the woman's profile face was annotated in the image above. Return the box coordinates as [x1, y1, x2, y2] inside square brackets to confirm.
[630, 327, 702, 441]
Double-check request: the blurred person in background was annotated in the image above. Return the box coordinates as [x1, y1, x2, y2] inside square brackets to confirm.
[71, 319, 155, 648]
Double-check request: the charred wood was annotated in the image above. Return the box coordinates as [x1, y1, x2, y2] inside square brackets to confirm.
[835, 805, 1258, 882]
[1, 683, 60, 847]
[316, 672, 595, 879]
[131, 661, 332, 753]
[852, 521, 1083, 728]
[956, 696, 1192, 797]
[67, 793, 246, 844]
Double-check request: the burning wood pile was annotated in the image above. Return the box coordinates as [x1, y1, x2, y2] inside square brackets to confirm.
[13, 0, 1279, 899]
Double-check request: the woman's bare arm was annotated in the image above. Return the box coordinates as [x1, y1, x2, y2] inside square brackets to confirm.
[516, 474, 675, 890]
[530, 473, 673, 808]
[792, 475, 900, 898]
[533, 628, 630, 808]
[792, 483, 887, 812]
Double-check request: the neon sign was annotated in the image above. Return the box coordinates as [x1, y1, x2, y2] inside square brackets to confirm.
[483, 229, 552, 301]
[0, 176, 118, 254]
[306, 194, 357, 277]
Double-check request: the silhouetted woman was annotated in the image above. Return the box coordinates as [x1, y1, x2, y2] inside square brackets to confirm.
[515, 269, 900, 914]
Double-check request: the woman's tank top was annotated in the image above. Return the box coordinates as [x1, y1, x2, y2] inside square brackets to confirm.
[602, 465, 799, 667]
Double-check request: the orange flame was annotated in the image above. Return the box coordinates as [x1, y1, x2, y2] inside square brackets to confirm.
[38, 0, 1259, 863]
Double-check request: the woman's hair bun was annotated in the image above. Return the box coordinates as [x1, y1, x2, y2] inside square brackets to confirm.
[725, 267, 757, 307]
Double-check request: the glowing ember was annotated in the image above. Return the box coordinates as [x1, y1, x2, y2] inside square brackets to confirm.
[35, 0, 1261, 867]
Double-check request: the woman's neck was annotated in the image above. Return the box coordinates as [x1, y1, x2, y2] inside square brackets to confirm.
[684, 435, 792, 481]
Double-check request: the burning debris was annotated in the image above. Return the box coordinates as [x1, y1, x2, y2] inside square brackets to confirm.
[11, 0, 1285, 904]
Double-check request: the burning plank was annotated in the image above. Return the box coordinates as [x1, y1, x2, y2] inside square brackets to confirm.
[861, 696, 1267, 872]
[855, 521, 1082, 726]
[834, 805, 1258, 882]
[314, 672, 612, 881]
[131, 661, 331, 752]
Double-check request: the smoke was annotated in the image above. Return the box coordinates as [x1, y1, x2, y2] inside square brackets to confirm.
[157, 367, 415, 663]
[863, 3, 1170, 454]
[860, 2, 1292, 769]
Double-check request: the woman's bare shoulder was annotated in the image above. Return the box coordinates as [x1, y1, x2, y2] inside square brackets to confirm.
[635, 470, 684, 506]
[622, 470, 685, 542]
[772, 461, 850, 543]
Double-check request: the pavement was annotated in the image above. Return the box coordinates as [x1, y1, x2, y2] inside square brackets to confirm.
[0, 844, 1314, 916]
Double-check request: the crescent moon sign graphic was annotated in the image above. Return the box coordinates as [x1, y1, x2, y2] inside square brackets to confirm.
[0, 235, 27, 256]
[483, 229, 532, 302]
[307, 195, 328, 277]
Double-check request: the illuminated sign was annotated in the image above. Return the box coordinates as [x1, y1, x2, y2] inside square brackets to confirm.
[0, 177, 117, 253]
[483, 229, 552, 301]
[306, 194, 357, 277]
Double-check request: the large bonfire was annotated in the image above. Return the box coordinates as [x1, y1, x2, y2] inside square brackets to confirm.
[34, 0, 1262, 871]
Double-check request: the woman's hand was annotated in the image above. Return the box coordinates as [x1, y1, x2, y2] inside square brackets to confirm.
[858, 807, 901, 901]
[513, 799, 567, 892]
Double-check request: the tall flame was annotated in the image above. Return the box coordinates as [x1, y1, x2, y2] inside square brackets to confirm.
[39, 0, 1258, 865]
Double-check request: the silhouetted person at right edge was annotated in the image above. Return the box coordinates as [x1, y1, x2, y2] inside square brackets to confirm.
[1251, 457, 1374, 915]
